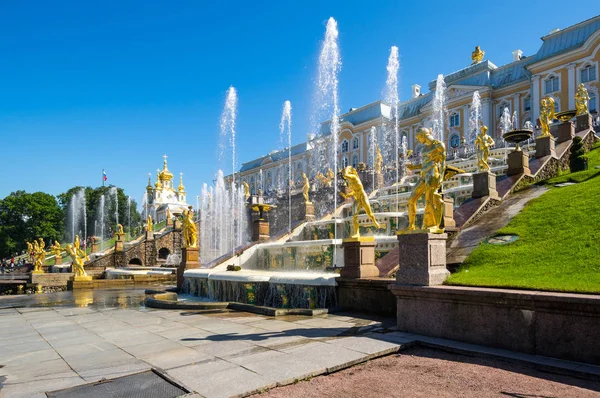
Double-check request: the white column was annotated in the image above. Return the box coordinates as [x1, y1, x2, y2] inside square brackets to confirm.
[532, 75, 541, 125]
[461, 105, 469, 143]
[568, 63, 576, 110]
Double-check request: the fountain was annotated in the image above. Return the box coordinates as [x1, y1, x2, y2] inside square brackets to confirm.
[431, 74, 446, 143]
[97, 194, 105, 251]
[502, 107, 533, 176]
[279, 100, 292, 233]
[67, 188, 86, 243]
[469, 91, 481, 148]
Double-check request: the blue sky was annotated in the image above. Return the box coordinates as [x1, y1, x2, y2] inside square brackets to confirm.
[1, 1, 595, 206]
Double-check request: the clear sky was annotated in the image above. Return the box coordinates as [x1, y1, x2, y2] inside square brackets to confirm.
[1, 1, 595, 206]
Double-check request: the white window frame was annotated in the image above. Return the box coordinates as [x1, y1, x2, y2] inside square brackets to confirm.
[351, 155, 359, 168]
[523, 96, 531, 111]
[352, 136, 359, 150]
[580, 63, 597, 84]
[449, 134, 461, 148]
[341, 140, 349, 153]
[449, 112, 460, 128]
[544, 75, 559, 94]
[341, 156, 349, 168]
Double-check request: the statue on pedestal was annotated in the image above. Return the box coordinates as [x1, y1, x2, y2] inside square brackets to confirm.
[575, 83, 590, 116]
[474, 125, 495, 171]
[302, 173, 310, 203]
[540, 97, 556, 137]
[182, 208, 198, 248]
[340, 166, 381, 238]
[471, 46, 484, 64]
[65, 244, 88, 278]
[406, 127, 447, 233]
[242, 181, 250, 199]
[146, 215, 153, 232]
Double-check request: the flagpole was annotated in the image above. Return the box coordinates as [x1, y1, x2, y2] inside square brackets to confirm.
[102, 169, 105, 187]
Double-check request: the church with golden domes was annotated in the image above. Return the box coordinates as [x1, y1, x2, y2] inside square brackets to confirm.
[145, 155, 189, 222]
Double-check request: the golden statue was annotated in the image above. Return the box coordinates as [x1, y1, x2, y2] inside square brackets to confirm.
[326, 168, 335, 181]
[26, 241, 33, 256]
[166, 208, 172, 220]
[575, 83, 590, 116]
[406, 127, 446, 233]
[471, 46, 484, 64]
[375, 147, 383, 174]
[302, 173, 310, 203]
[540, 97, 555, 137]
[242, 181, 250, 198]
[65, 244, 88, 278]
[340, 166, 381, 238]
[74, 235, 80, 250]
[146, 215, 153, 232]
[50, 241, 62, 257]
[32, 238, 46, 273]
[182, 208, 198, 248]
[474, 125, 495, 171]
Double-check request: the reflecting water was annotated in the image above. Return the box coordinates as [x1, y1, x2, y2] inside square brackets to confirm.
[0, 286, 168, 309]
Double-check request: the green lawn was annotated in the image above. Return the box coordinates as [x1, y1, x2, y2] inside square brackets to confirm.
[446, 142, 600, 293]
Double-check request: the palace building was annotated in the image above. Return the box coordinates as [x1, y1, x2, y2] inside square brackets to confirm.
[145, 155, 189, 222]
[229, 16, 600, 195]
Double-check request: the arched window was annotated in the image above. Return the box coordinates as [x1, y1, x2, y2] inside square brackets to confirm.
[449, 112, 460, 127]
[544, 75, 559, 94]
[341, 140, 349, 153]
[341, 157, 349, 168]
[498, 102, 510, 116]
[523, 96, 531, 111]
[351, 155, 359, 168]
[352, 136, 359, 149]
[581, 64, 597, 83]
[450, 134, 461, 148]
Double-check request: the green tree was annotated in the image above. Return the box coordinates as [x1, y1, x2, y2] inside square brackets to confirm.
[0, 191, 63, 258]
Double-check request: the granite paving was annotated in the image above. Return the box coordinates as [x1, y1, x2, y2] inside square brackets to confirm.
[0, 297, 401, 398]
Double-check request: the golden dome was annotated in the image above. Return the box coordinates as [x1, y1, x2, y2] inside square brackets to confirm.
[159, 155, 173, 181]
[177, 172, 186, 193]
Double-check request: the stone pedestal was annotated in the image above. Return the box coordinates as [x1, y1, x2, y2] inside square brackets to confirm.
[54, 256, 62, 265]
[91, 243, 98, 254]
[576, 113, 592, 133]
[301, 201, 315, 221]
[396, 233, 449, 286]
[375, 173, 384, 189]
[535, 135, 556, 158]
[554, 121, 575, 143]
[178, 247, 199, 290]
[506, 150, 531, 177]
[174, 219, 182, 230]
[252, 219, 270, 242]
[472, 171, 499, 200]
[341, 237, 378, 278]
[166, 216, 173, 227]
[145, 230, 154, 241]
[115, 234, 125, 252]
[443, 197, 456, 229]
[73, 275, 92, 282]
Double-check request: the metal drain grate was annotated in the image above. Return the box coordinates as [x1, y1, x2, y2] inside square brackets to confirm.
[47, 369, 189, 398]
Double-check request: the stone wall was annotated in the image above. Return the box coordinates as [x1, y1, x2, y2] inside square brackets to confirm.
[336, 278, 396, 316]
[31, 273, 74, 287]
[390, 285, 600, 365]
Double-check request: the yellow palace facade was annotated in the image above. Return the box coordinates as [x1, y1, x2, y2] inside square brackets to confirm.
[230, 16, 600, 195]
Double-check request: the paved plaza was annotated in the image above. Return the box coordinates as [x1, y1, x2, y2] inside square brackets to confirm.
[0, 288, 409, 398]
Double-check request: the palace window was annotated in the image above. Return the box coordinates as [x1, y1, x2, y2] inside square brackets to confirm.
[400, 131, 408, 145]
[341, 140, 349, 153]
[342, 156, 349, 168]
[450, 134, 461, 148]
[523, 96, 531, 111]
[581, 64, 597, 83]
[352, 137, 359, 149]
[544, 76, 559, 94]
[590, 92, 597, 113]
[352, 155, 359, 168]
[449, 113, 460, 127]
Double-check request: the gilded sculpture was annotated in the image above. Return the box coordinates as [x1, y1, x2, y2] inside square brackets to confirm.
[575, 83, 590, 116]
[50, 240, 62, 257]
[471, 46, 484, 64]
[474, 125, 495, 172]
[375, 147, 383, 174]
[166, 208, 172, 221]
[115, 223, 125, 237]
[302, 173, 311, 203]
[146, 215, 153, 232]
[242, 181, 250, 198]
[340, 166, 381, 238]
[74, 234, 80, 250]
[405, 127, 446, 233]
[182, 208, 198, 248]
[540, 97, 556, 137]
[65, 244, 88, 278]
[32, 238, 46, 273]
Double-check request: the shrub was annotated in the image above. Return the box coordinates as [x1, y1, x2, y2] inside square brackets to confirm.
[569, 136, 588, 172]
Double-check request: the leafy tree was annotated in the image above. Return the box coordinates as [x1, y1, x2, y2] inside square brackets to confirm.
[0, 191, 63, 258]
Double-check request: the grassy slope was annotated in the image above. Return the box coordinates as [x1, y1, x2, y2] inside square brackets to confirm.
[447, 142, 600, 293]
